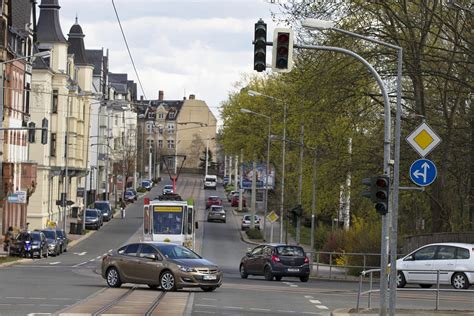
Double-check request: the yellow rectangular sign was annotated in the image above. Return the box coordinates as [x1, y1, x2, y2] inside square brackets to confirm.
[154, 206, 183, 212]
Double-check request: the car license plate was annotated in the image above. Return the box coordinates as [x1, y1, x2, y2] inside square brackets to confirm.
[287, 268, 299, 272]
[203, 275, 217, 280]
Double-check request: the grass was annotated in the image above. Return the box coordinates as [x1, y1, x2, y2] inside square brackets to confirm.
[0, 256, 21, 265]
[246, 228, 263, 240]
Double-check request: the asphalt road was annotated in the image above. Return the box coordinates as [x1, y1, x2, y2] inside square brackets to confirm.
[0, 175, 472, 316]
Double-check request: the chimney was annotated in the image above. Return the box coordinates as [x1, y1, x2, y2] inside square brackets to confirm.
[189, 94, 195, 100]
[158, 90, 164, 101]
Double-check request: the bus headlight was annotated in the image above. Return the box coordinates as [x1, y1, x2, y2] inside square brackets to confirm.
[177, 265, 196, 273]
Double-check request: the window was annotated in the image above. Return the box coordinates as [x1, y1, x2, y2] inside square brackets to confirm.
[138, 244, 160, 259]
[167, 140, 174, 149]
[251, 246, 263, 256]
[52, 90, 58, 114]
[146, 139, 154, 147]
[169, 111, 175, 119]
[158, 112, 164, 119]
[435, 246, 456, 260]
[167, 124, 174, 134]
[158, 140, 163, 148]
[146, 122, 153, 133]
[413, 246, 436, 261]
[123, 244, 139, 256]
[50, 133, 56, 157]
[456, 248, 470, 260]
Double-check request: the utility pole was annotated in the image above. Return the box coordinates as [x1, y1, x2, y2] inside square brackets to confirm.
[63, 94, 70, 232]
[234, 155, 238, 192]
[105, 108, 110, 201]
[279, 103, 287, 243]
[296, 125, 304, 245]
[205, 137, 209, 175]
[239, 149, 244, 212]
[229, 156, 233, 185]
[224, 155, 227, 178]
[250, 160, 257, 229]
[310, 150, 317, 250]
[148, 145, 152, 180]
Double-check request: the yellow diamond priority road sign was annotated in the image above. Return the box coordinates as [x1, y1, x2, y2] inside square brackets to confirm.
[406, 122, 441, 157]
[267, 211, 279, 224]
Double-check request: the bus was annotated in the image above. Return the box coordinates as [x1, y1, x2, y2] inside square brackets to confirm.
[143, 197, 197, 250]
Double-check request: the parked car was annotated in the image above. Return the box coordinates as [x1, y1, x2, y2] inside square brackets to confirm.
[207, 206, 226, 223]
[102, 242, 223, 292]
[124, 190, 136, 203]
[142, 180, 153, 191]
[203, 175, 217, 190]
[41, 229, 61, 257]
[206, 196, 222, 209]
[241, 214, 261, 230]
[94, 201, 113, 221]
[162, 184, 174, 194]
[55, 228, 68, 253]
[240, 244, 310, 282]
[9, 231, 48, 258]
[227, 190, 238, 202]
[396, 243, 474, 289]
[231, 194, 246, 207]
[80, 209, 102, 230]
[126, 188, 138, 201]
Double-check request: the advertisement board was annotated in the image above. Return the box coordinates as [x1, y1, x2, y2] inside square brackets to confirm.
[238, 163, 275, 190]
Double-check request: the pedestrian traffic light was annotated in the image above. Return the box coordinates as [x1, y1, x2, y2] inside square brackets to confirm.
[253, 18, 267, 72]
[272, 28, 294, 73]
[374, 175, 390, 215]
[41, 118, 48, 144]
[28, 122, 36, 143]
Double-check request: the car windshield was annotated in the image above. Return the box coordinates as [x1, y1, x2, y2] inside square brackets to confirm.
[42, 230, 56, 239]
[31, 233, 42, 241]
[56, 230, 64, 238]
[86, 210, 98, 217]
[206, 178, 216, 182]
[244, 215, 258, 221]
[211, 206, 224, 212]
[209, 196, 219, 200]
[125, 191, 133, 196]
[164, 185, 173, 189]
[276, 246, 304, 256]
[94, 202, 110, 211]
[154, 244, 201, 259]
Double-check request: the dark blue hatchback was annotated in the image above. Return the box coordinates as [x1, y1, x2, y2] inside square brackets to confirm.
[239, 244, 310, 282]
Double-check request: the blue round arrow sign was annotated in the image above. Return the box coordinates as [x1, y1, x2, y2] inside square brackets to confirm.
[409, 158, 437, 187]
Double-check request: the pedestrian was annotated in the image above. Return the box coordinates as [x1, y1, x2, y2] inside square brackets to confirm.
[119, 198, 126, 219]
[3, 226, 14, 252]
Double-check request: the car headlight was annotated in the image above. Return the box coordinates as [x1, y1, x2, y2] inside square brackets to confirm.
[177, 265, 196, 272]
[48, 244, 55, 248]
[32, 245, 39, 249]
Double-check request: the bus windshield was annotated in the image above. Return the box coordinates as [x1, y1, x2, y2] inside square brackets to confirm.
[153, 211, 183, 235]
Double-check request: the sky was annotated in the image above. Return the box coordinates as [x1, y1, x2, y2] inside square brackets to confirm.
[55, 0, 283, 121]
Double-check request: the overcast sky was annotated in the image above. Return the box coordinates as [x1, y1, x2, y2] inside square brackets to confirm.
[55, 0, 282, 120]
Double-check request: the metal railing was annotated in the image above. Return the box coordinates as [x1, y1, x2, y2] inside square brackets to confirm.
[356, 268, 474, 312]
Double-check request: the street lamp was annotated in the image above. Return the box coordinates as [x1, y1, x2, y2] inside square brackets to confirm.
[240, 108, 272, 241]
[248, 90, 287, 244]
[302, 18, 402, 316]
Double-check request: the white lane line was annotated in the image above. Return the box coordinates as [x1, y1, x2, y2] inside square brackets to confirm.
[72, 262, 87, 267]
[195, 304, 216, 308]
[108, 249, 113, 252]
[51, 298, 74, 300]
[89, 259, 95, 262]
[277, 311, 296, 313]
[290, 284, 298, 287]
[5, 297, 24, 299]
[74, 252, 86, 256]
[250, 308, 271, 312]
[309, 299, 321, 304]
[201, 298, 218, 301]
[316, 305, 329, 310]
[223, 306, 244, 310]
[39, 304, 59, 307]
[28, 297, 44, 300]
[194, 311, 216, 314]
[301, 312, 322, 315]
[49, 262, 60, 265]
[305, 295, 314, 298]
[18, 303, 35, 306]
[96, 256, 101, 259]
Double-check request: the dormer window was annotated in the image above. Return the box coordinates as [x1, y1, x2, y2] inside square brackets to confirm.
[158, 112, 164, 119]
[169, 111, 175, 119]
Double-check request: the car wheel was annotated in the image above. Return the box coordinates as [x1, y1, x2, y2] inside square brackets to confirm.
[148, 284, 159, 290]
[419, 284, 432, 288]
[300, 276, 309, 282]
[264, 266, 273, 281]
[200, 286, 217, 292]
[223, 220, 226, 223]
[397, 271, 407, 288]
[240, 264, 248, 279]
[106, 267, 122, 288]
[451, 272, 469, 289]
[275, 276, 282, 281]
[160, 271, 176, 291]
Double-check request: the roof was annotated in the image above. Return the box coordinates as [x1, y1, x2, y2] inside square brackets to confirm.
[11, 0, 32, 30]
[85, 49, 104, 75]
[36, 0, 67, 44]
[67, 21, 90, 66]
[109, 73, 128, 84]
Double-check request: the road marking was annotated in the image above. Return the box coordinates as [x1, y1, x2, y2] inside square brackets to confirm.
[316, 305, 329, 310]
[51, 298, 75, 301]
[27, 314, 51, 316]
[6, 297, 24, 299]
[28, 297, 44, 300]
[72, 262, 87, 267]
[301, 312, 322, 315]
[277, 310, 296, 313]
[201, 298, 218, 301]
[223, 306, 244, 310]
[108, 249, 113, 252]
[250, 308, 271, 311]
[49, 262, 60, 265]
[194, 311, 216, 314]
[290, 284, 298, 287]
[195, 304, 216, 308]
[305, 295, 314, 298]
[309, 299, 321, 304]
[89, 259, 95, 262]
[18, 303, 35, 306]
[282, 281, 298, 287]
[96, 256, 101, 259]
[74, 252, 86, 256]
[39, 304, 59, 307]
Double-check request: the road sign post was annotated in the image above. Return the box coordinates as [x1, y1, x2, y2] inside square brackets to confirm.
[266, 211, 279, 243]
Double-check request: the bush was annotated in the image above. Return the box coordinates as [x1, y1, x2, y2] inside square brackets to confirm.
[320, 229, 347, 264]
[225, 185, 235, 192]
[137, 187, 147, 193]
[246, 228, 263, 240]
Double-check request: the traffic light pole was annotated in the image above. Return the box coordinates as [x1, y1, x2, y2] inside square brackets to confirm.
[296, 125, 304, 245]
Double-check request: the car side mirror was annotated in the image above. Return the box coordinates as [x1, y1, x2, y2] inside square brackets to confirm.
[404, 255, 414, 261]
[246, 252, 252, 257]
[195, 222, 199, 229]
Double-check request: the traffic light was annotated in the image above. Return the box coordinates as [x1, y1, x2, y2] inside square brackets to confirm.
[41, 118, 48, 144]
[361, 175, 390, 215]
[253, 18, 267, 72]
[28, 122, 36, 143]
[272, 28, 294, 73]
[374, 175, 390, 215]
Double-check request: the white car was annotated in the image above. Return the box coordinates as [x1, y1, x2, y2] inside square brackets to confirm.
[241, 214, 261, 231]
[162, 184, 174, 194]
[204, 175, 217, 190]
[396, 242, 474, 289]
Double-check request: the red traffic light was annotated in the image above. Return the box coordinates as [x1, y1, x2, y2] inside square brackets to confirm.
[277, 33, 289, 43]
[376, 178, 388, 187]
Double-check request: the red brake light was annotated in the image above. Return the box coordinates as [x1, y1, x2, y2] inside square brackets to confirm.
[304, 257, 309, 264]
[271, 255, 280, 263]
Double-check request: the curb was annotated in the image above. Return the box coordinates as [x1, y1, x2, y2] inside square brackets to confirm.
[0, 257, 30, 268]
[230, 209, 260, 246]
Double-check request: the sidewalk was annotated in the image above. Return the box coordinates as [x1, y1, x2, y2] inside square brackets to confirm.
[331, 308, 474, 315]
